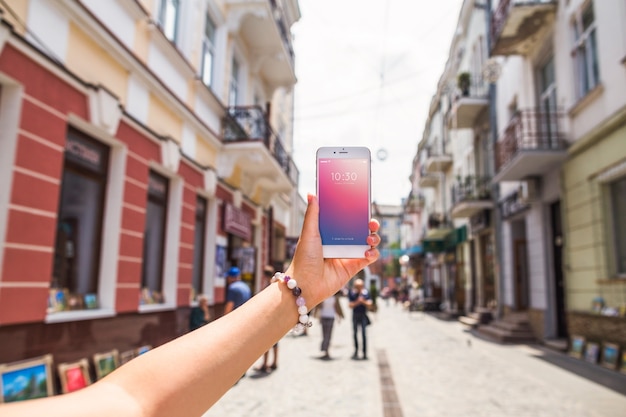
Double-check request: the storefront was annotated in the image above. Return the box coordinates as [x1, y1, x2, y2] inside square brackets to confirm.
[468, 210, 496, 312]
[222, 200, 256, 292]
[0, 41, 263, 367]
[562, 118, 626, 349]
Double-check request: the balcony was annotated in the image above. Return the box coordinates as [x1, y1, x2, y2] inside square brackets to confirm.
[448, 74, 489, 129]
[404, 192, 426, 214]
[423, 213, 453, 253]
[222, 106, 298, 195]
[493, 109, 567, 182]
[226, 0, 297, 90]
[419, 167, 439, 188]
[450, 176, 494, 219]
[423, 147, 453, 173]
[491, 0, 557, 56]
[428, 213, 450, 229]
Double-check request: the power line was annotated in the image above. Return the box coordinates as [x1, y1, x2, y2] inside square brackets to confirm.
[294, 87, 430, 122]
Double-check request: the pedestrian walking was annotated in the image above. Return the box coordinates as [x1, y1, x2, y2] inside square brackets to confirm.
[223, 266, 251, 315]
[314, 291, 344, 359]
[348, 278, 372, 360]
[256, 266, 279, 373]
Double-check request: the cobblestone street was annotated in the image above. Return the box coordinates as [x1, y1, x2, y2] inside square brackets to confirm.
[204, 298, 626, 417]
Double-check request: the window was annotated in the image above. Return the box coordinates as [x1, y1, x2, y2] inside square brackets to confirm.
[201, 13, 216, 87]
[572, 2, 599, 99]
[157, 0, 179, 43]
[52, 129, 109, 310]
[192, 196, 208, 297]
[538, 57, 559, 147]
[229, 58, 240, 107]
[610, 176, 626, 276]
[141, 171, 169, 304]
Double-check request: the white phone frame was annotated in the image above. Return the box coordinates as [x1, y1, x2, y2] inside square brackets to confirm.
[316, 146, 371, 259]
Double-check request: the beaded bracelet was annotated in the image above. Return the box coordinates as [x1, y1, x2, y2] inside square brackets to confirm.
[271, 272, 312, 331]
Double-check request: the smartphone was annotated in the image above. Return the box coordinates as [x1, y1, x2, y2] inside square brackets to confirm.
[316, 147, 371, 258]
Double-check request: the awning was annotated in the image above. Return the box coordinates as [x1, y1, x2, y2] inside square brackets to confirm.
[445, 225, 467, 250]
[422, 228, 453, 253]
[406, 245, 423, 255]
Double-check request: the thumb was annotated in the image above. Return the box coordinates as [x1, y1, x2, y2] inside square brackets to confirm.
[301, 194, 320, 239]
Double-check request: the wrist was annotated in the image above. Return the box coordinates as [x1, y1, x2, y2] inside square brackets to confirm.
[271, 272, 312, 331]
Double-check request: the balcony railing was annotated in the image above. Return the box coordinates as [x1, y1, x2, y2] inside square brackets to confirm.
[491, 0, 513, 44]
[404, 192, 426, 214]
[449, 74, 490, 128]
[223, 105, 299, 185]
[495, 108, 567, 177]
[269, 0, 295, 66]
[451, 176, 491, 206]
[419, 166, 439, 188]
[428, 213, 451, 229]
[454, 74, 488, 100]
[450, 176, 494, 219]
[423, 146, 453, 173]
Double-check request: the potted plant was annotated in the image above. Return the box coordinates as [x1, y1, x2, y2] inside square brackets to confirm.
[457, 72, 471, 96]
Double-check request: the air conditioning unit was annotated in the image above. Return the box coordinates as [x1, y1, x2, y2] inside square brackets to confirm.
[519, 179, 539, 203]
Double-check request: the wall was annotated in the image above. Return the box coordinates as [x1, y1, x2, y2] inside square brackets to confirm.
[563, 122, 626, 311]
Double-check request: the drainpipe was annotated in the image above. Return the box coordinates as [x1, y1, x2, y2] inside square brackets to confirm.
[484, 0, 505, 319]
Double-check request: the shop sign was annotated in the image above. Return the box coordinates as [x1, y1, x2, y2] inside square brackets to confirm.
[223, 203, 251, 241]
[65, 131, 109, 174]
[470, 210, 490, 233]
[500, 191, 529, 219]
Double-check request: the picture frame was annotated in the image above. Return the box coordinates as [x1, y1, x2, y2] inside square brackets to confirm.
[84, 293, 98, 309]
[569, 335, 585, 359]
[93, 350, 119, 380]
[57, 358, 91, 393]
[119, 350, 136, 366]
[584, 342, 600, 364]
[0, 354, 54, 403]
[47, 288, 69, 313]
[601, 343, 620, 370]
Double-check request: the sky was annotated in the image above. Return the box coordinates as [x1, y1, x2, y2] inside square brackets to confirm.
[291, 0, 464, 206]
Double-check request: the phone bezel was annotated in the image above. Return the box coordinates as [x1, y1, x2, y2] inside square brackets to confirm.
[316, 146, 371, 259]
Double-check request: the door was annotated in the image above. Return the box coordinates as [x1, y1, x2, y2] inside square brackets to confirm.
[514, 239, 529, 310]
[550, 201, 567, 337]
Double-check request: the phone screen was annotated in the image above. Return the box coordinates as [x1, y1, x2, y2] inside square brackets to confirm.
[317, 154, 370, 248]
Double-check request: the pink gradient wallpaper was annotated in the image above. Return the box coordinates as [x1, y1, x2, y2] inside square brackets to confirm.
[318, 157, 370, 245]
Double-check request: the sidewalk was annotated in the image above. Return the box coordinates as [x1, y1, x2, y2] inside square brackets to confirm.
[203, 298, 626, 417]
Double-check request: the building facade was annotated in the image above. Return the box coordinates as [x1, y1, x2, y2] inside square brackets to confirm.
[489, 0, 626, 346]
[0, 0, 302, 366]
[407, 0, 494, 318]
[408, 0, 626, 348]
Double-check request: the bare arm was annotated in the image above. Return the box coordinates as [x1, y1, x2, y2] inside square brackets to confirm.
[0, 195, 380, 417]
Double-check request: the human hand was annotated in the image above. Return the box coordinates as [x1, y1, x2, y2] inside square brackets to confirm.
[285, 194, 380, 307]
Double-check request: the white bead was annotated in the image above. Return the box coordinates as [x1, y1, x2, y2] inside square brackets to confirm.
[299, 314, 309, 324]
[298, 305, 308, 315]
[287, 279, 297, 290]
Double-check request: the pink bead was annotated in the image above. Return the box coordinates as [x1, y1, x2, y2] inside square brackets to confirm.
[296, 296, 306, 307]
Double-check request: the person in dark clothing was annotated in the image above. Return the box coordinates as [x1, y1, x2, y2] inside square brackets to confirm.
[348, 278, 372, 360]
[189, 294, 211, 331]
